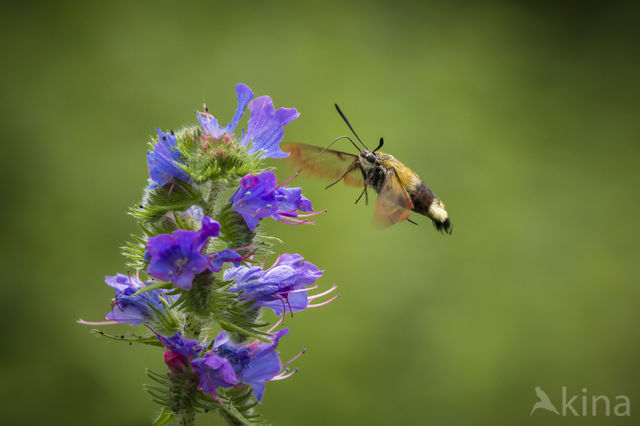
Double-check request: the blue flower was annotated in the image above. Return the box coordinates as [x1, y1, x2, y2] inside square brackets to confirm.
[104, 273, 173, 326]
[197, 83, 298, 159]
[224, 254, 323, 315]
[191, 353, 238, 401]
[229, 171, 318, 231]
[147, 129, 191, 189]
[178, 205, 205, 229]
[213, 329, 290, 402]
[198, 83, 254, 139]
[157, 332, 203, 373]
[209, 248, 244, 273]
[240, 96, 299, 159]
[146, 216, 221, 290]
[157, 332, 203, 360]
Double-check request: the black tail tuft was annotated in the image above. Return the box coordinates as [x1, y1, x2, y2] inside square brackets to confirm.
[433, 218, 453, 235]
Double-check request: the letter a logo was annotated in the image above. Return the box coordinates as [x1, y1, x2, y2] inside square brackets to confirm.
[530, 386, 560, 415]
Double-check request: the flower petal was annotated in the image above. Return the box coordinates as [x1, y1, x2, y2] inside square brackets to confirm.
[225, 83, 254, 134]
[241, 96, 299, 159]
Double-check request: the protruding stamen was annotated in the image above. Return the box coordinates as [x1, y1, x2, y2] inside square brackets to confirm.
[293, 210, 327, 218]
[272, 368, 299, 381]
[266, 315, 284, 334]
[288, 285, 317, 294]
[308, 284, 338, 300]
[282, 348, 306, 368]
[278, 217, 314, 226]
[308, 293, 340, 308]
[234, 243, 259, 252]
[76, 319, 118, 326]
[249, 317, 284, 347]
[276, 173, 298, 189]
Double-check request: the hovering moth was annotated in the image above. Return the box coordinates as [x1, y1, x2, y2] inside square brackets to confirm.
[281, 105, 452, 234]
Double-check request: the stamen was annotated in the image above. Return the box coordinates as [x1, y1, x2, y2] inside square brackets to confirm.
[293, 210, 327, 218]
[278, 217, 314, 226]
[277, 208, 299, 215]
[234, 243, 258, 252]
[144, 324, 160, 336]
[285, 297, 294, 317]
[167, 181, 175, 196]
[266, 315, 284, 334]
[276, 173, 298, 189]
[249, 317, 284, 347]
[76, 319, 118, 326]
[308, 293, 340, 308]
[279, 298, 288, 323]
[272, 368, 299, 381]
[288, 285, 317, 294]
[308, 284, 338, 300]
[282, 348, 306, 368]
[214, 393, 224, 406]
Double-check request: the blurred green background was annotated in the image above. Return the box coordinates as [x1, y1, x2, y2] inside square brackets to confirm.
[2, 1, 639, 425]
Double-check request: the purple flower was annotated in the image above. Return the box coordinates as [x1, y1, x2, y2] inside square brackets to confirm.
[147, 129, 191, 189]
[191, 353, 238, 401]
[197, 83, 298, 159]
[198, 83, 254, 139]
[224, 254, 323, 315]
[209, 248, 244, 273]
[157, 332, 203, 372]
[146, 216, 221, 290]
[157, 332, 203, 360]
[213, 329, 290, 402]
[104, 273, 173, 326]
[229, 171, 318, 231]
[178, 205, 205, 229]
[240, 96, 299, 159]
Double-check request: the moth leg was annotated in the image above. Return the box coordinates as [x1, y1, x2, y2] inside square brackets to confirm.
[406, 218, 418, 225]
[325, 163, 359, 190]
[355, 185, 368, 205]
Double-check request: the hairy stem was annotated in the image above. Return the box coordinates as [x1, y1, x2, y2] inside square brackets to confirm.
[177, 410, 195, 426]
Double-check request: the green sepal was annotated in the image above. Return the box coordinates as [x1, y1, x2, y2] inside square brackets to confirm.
[131, 180, 202, 223]
[153, 408, 175, 425]
[132, 281, 173, 296]
[90, 329, 162, 347]
[146, 368, 170, 385]
[144, 383, 170, 405]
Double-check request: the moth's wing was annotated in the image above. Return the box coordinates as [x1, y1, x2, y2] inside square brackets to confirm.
[373, 169, 414, 227]
[281, 143, 364, 187]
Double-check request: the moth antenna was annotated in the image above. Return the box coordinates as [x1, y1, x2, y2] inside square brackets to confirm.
[334, 104, 369, 151]
[373, 137, 384, 152]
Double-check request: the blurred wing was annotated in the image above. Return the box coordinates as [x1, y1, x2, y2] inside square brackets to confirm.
[281, 143, 364, 187]
[373, 170, 414, 227]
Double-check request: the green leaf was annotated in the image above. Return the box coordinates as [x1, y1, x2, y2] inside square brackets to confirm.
[132, 281, 173, 296]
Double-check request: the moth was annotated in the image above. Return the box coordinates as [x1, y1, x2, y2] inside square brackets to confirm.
[281, 104, 452, 233]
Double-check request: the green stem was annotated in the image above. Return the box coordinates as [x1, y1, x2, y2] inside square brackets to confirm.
[173, 313, 202, 425]
[182, 312, 202, 339]
[176, 410, 195, 426]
